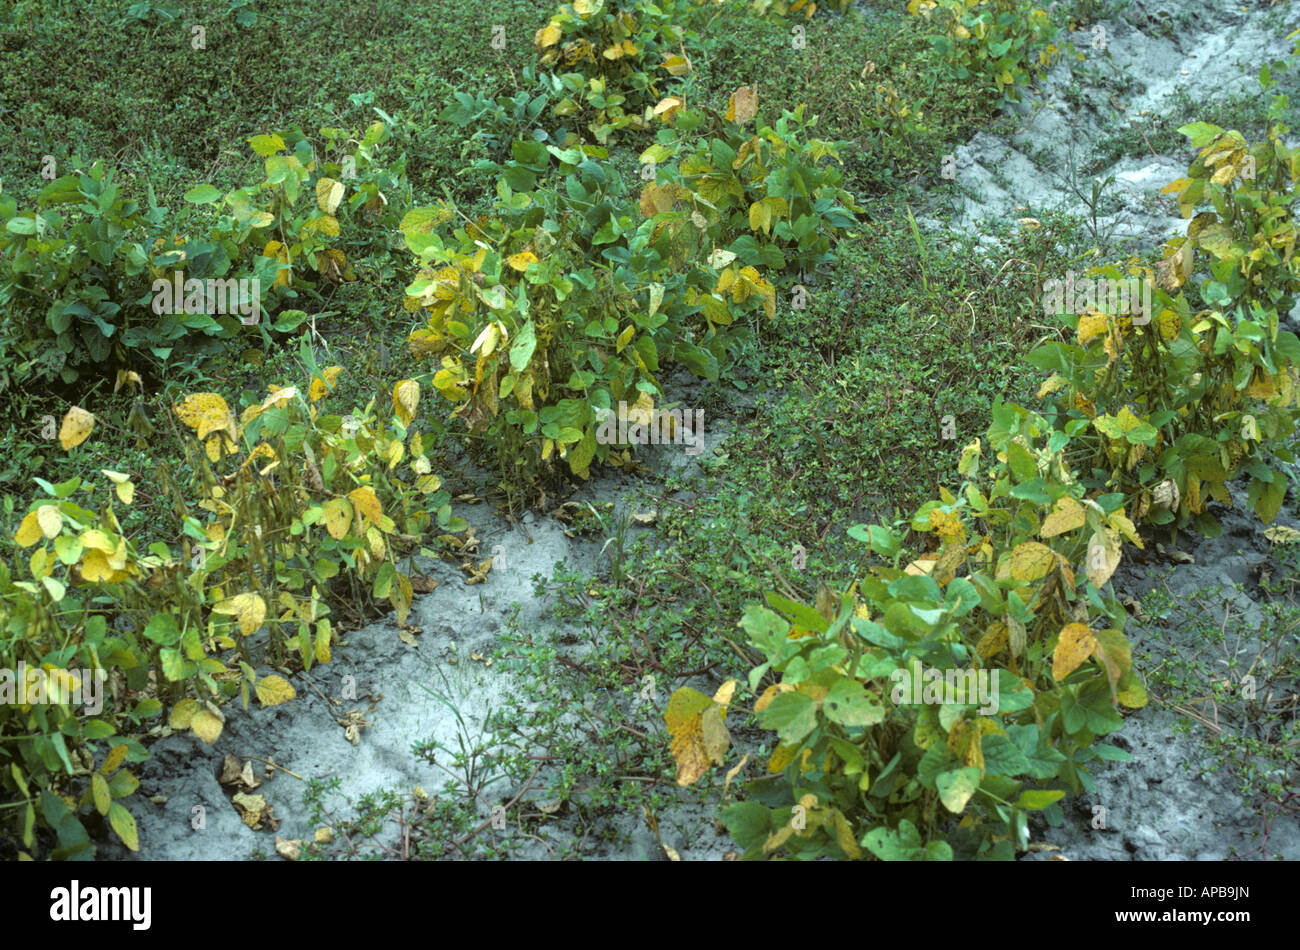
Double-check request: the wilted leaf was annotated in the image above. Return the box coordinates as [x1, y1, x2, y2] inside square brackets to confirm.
[726, 85, 758, 124]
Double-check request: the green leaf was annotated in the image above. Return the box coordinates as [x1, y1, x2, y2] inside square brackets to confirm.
[719, 801, 772, 852]
[757, 691, 819, 745]
[823, 678, 886, 727]
[510, 320, 537, 372]
[1178, 122, 1224, 147]
[764, 591, 828, 633]
[143, 612, 181, 646]
[183, 185, 223, 205]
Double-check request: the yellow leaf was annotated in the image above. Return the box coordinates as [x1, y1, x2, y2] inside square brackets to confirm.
[91, 773, 111, 816]
[702, 705, 730, 763]
[80, 549, 129, 583]
[1156, 308, 1181, 340]
[616, 323, 635, 353]
[255, 674, 297, 707]
[191, 705, 224, 744]
[712, 679, 738, 710]
[100, 744, 128, 775]
[1008, 541, 1056, 581]
[767, 741, 798, 773]
[661, 54, 691, 76]
[535, 22, 562, 48]
[1076, 312, 1109, 346]
[1264, 526, 1300, 544]
[652, 96, 683, 121]
[393, 379, 420, 427]
[212, 592, 267, 637]
[114, 369, 143, 394]
[1040, 497, 1086, 538]
[58, 406, 94, 450]
[102, 470, 135, 505]
[322, 498, 352, 539]
[976, 621, 1009, 660]
[1036, 374, 1068, 399]
[316, 177, 344, 215]
[639, 183, 677, 216]
[1052, 622, 1097, 681]
[174, 393, 235, 440]
[14, 512, 43, 548]
[665, 687, 721, 786]
[107, 802, 139, 852]
[832, 808, 862, 859]
[309, 366, 343, 402]
[36, 505, 62, 539]
[754, 683, 787, 712]
[347, 486, 383, 529]
[506, 251, 538, 272]
[169, 698, 200, 730]
[749, 200, 772, 235]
